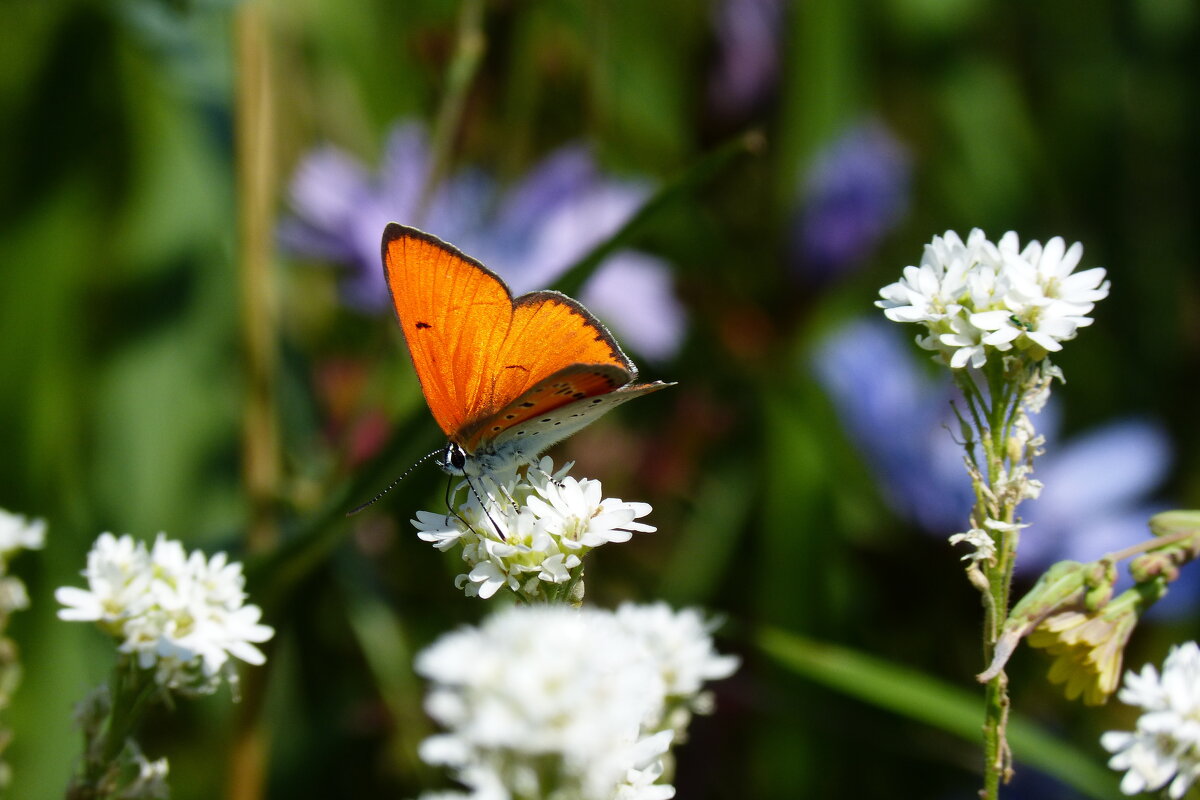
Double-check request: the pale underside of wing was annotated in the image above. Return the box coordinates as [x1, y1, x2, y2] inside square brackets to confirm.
[483, 378, 675, 467]
[458, 363, 630, 450]
[382, 224, 638, 439]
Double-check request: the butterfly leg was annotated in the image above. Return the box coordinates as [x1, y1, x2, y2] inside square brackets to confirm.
[444, 475, 479, 536]
[492, 479, 522, 513]
[462, 475, 507, 542]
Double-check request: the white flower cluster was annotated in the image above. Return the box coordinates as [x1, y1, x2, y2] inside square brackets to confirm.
[0, 508, 45, 614]
[412, 458, 655, 600]
[56, 533, 275, 694]
[414, 603, 739, 800]
[877, 229, 1109, 368]
[0, 508, 45, 557]
[1102, 642, 1200, 798]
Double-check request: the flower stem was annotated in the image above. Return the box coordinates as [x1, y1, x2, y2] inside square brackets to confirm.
[1104, 528, 1196, 564]
[417, 0, 485, 222]
[231, 1, 279, 798]
[67, 664, 159, 799]
[967, 363, 1024, 798]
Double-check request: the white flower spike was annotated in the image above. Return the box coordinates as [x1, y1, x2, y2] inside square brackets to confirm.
[415, 603, 737, 800]
[878, 229, 1109, 368]
[56, 533, 274, 695]
[412, 457, 656, 601]
[1102, 642, 1200, 798]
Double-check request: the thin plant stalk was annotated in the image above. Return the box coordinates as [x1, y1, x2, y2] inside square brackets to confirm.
[416, 0, 486, 223]
[230, 1, 279, 798]
[954, 365, 1021, 798]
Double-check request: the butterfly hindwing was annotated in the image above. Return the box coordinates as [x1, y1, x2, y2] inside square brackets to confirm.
[486, 371, 674, 459]
[460, 363, 629, 450]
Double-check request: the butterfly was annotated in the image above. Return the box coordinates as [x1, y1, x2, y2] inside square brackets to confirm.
[380, 222, 673, 480]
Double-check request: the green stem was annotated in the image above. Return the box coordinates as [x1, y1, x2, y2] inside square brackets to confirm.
[1104, 528, 1196, 564]
[69, 663, 159, 799]
[561, 566, 585, 607]
[952, 371, 988, 474]
[416, 0, 486, 223]
[232, 2, 279, 798]
[977, 361, 1024, 798]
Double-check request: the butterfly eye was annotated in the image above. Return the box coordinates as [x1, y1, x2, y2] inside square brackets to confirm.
[449, 444, 467, 471]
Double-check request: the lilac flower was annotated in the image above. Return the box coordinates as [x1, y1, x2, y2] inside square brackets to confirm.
[280, 123, 685, 361]
[812, 319, 1190, 610]
[793, 120, 911, 279]
[708, 0, 784, 119]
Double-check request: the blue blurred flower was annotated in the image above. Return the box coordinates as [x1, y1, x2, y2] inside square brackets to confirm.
[813, 318, 969, 533]
[793, 120, 911, 280]
[280, 122, 685, 361]
[707, 0, 783, 119]
[812, 319, 1190, 610]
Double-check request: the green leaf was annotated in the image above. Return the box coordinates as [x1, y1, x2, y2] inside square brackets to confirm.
[341, 571, 433, 783]
[758, 626, 1122, 800]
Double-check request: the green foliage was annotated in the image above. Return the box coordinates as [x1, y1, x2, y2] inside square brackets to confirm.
[1, 0, 1198, 797]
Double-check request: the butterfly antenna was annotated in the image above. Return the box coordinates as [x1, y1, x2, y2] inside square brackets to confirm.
[346, 447, 442, 516]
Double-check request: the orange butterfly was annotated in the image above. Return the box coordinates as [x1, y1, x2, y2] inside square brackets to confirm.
[381, 223, 673, 478]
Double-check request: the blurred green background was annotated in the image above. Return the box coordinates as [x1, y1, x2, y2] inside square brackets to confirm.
[1, 0, 1198, 797]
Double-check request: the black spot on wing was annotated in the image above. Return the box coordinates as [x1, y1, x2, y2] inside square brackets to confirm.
[415, 321, 432, 330]
[504, 364, 530, 372]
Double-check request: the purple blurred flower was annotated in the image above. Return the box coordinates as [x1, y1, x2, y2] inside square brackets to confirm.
[812, 319, 1191, 611]
[708, 0, 783, 119]
[793, 120, 911, 279]
[280, 122, 685, 361]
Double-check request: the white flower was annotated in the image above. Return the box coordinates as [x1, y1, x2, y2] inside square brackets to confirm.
[414, 604, 736, 800]
[948, 528, 997, 563]
[412, 458, 655, 601]
[949, 519, 1030, 564]
[56, 533, 274, 694]
[938, 314, 992, 369]
[1102, 641, 1200, 797]
[0, 507, 42, 615]
[125, 742, 170, 799]
[614, 603, 741, 743]
[878, 229, 1108, 368]
[877, 229, 983, 325]
[526, 471, 655, 548]
[0, 508, 45, 556]
[614, 604, 740, 699]
[0, 576, 30, 612]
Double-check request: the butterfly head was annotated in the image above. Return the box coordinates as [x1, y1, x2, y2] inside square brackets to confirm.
[435, 439, 530, 477]
[436, 442, 470, 476]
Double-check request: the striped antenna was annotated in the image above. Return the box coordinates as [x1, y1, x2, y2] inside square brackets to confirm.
[346, 447, 443, 516]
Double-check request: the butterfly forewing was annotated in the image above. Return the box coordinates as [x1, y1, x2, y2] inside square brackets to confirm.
[382, 225, 514, 437]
